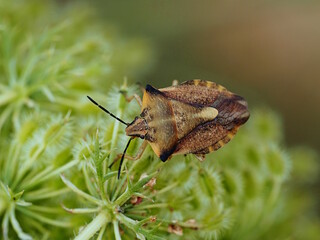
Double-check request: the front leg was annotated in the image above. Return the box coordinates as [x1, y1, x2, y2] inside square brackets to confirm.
[125, 94, 142, 107]
[109, 140, 148, 168]
[119, 89, 142, 107]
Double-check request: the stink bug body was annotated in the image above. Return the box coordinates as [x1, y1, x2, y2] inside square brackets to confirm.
[88, 79, 250, 178]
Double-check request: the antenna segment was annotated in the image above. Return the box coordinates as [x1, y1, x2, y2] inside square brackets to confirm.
[87, 96, 128, 126]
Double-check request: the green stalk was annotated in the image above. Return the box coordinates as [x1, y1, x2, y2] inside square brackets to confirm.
[12, 144, 45, 189]
[74, 211, 110, 240]
[10, 207, 32, 240]
[18, 207, 72, 228]
[60, 175, 103, 206]
[114, 171, 158, 206]
[116, 214, 165, 240]
[2, 208, 10, 240]
[0, 91, 17, 107]
[113, 220, 122, 240]
[24, 188, 70, 201]
[0, 104, 14, 133]
[82, 164, 98, 197]
[22, 159, 78, 189]
[5, 143, 21, 185]
[97, 225, 107, 240]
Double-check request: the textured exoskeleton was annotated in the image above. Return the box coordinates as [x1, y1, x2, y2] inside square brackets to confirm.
[88, 79, 250, 178]
[125, 79, 250, 162]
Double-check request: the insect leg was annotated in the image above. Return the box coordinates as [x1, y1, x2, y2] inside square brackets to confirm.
[194, 154, 206, 162]
[108, 140, 148, 168]
[118, 89, 142, 107]
[135, 82, 145, 93]
[125, 94, 142, 107]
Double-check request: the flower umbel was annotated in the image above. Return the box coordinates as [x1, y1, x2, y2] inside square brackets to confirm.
[0, 113, 76, 239]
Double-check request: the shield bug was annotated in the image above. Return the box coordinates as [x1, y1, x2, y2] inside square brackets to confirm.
[88, 79, 250, 178]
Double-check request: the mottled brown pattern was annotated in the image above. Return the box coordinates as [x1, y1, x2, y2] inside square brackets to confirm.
[170, 100, 218, 139]
[212, 94, 249, 129]
[125, 117, 148, 139]
[160, 80, 229, 107]
[125, 80, 249, 162]
[194, 130, 234, 154]
[173, 121, 229, 155]
[182, 79, 227, 92]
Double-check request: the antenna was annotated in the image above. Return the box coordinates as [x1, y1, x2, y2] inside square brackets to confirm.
[87, 96, 128, 126]
[118, 137, 133, 179]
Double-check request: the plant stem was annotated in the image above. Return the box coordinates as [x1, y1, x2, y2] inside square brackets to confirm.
[113, 220, 122, 240]
[74, 211, 110, 240]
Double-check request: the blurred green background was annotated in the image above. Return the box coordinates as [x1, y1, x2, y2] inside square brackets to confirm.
[86, 0, 320, 153]
[1, 0, 319, 239]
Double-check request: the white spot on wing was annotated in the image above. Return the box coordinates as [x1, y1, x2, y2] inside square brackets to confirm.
[198, 107, 218, 120]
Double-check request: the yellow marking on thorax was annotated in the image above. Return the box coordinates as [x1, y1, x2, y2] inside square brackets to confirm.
[149, 142, 161, 157]
[142, 90, 149, 109]
[148, 118, 175, 127]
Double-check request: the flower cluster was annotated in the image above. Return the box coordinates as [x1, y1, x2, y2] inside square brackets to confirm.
[0, 0, 153, 133]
